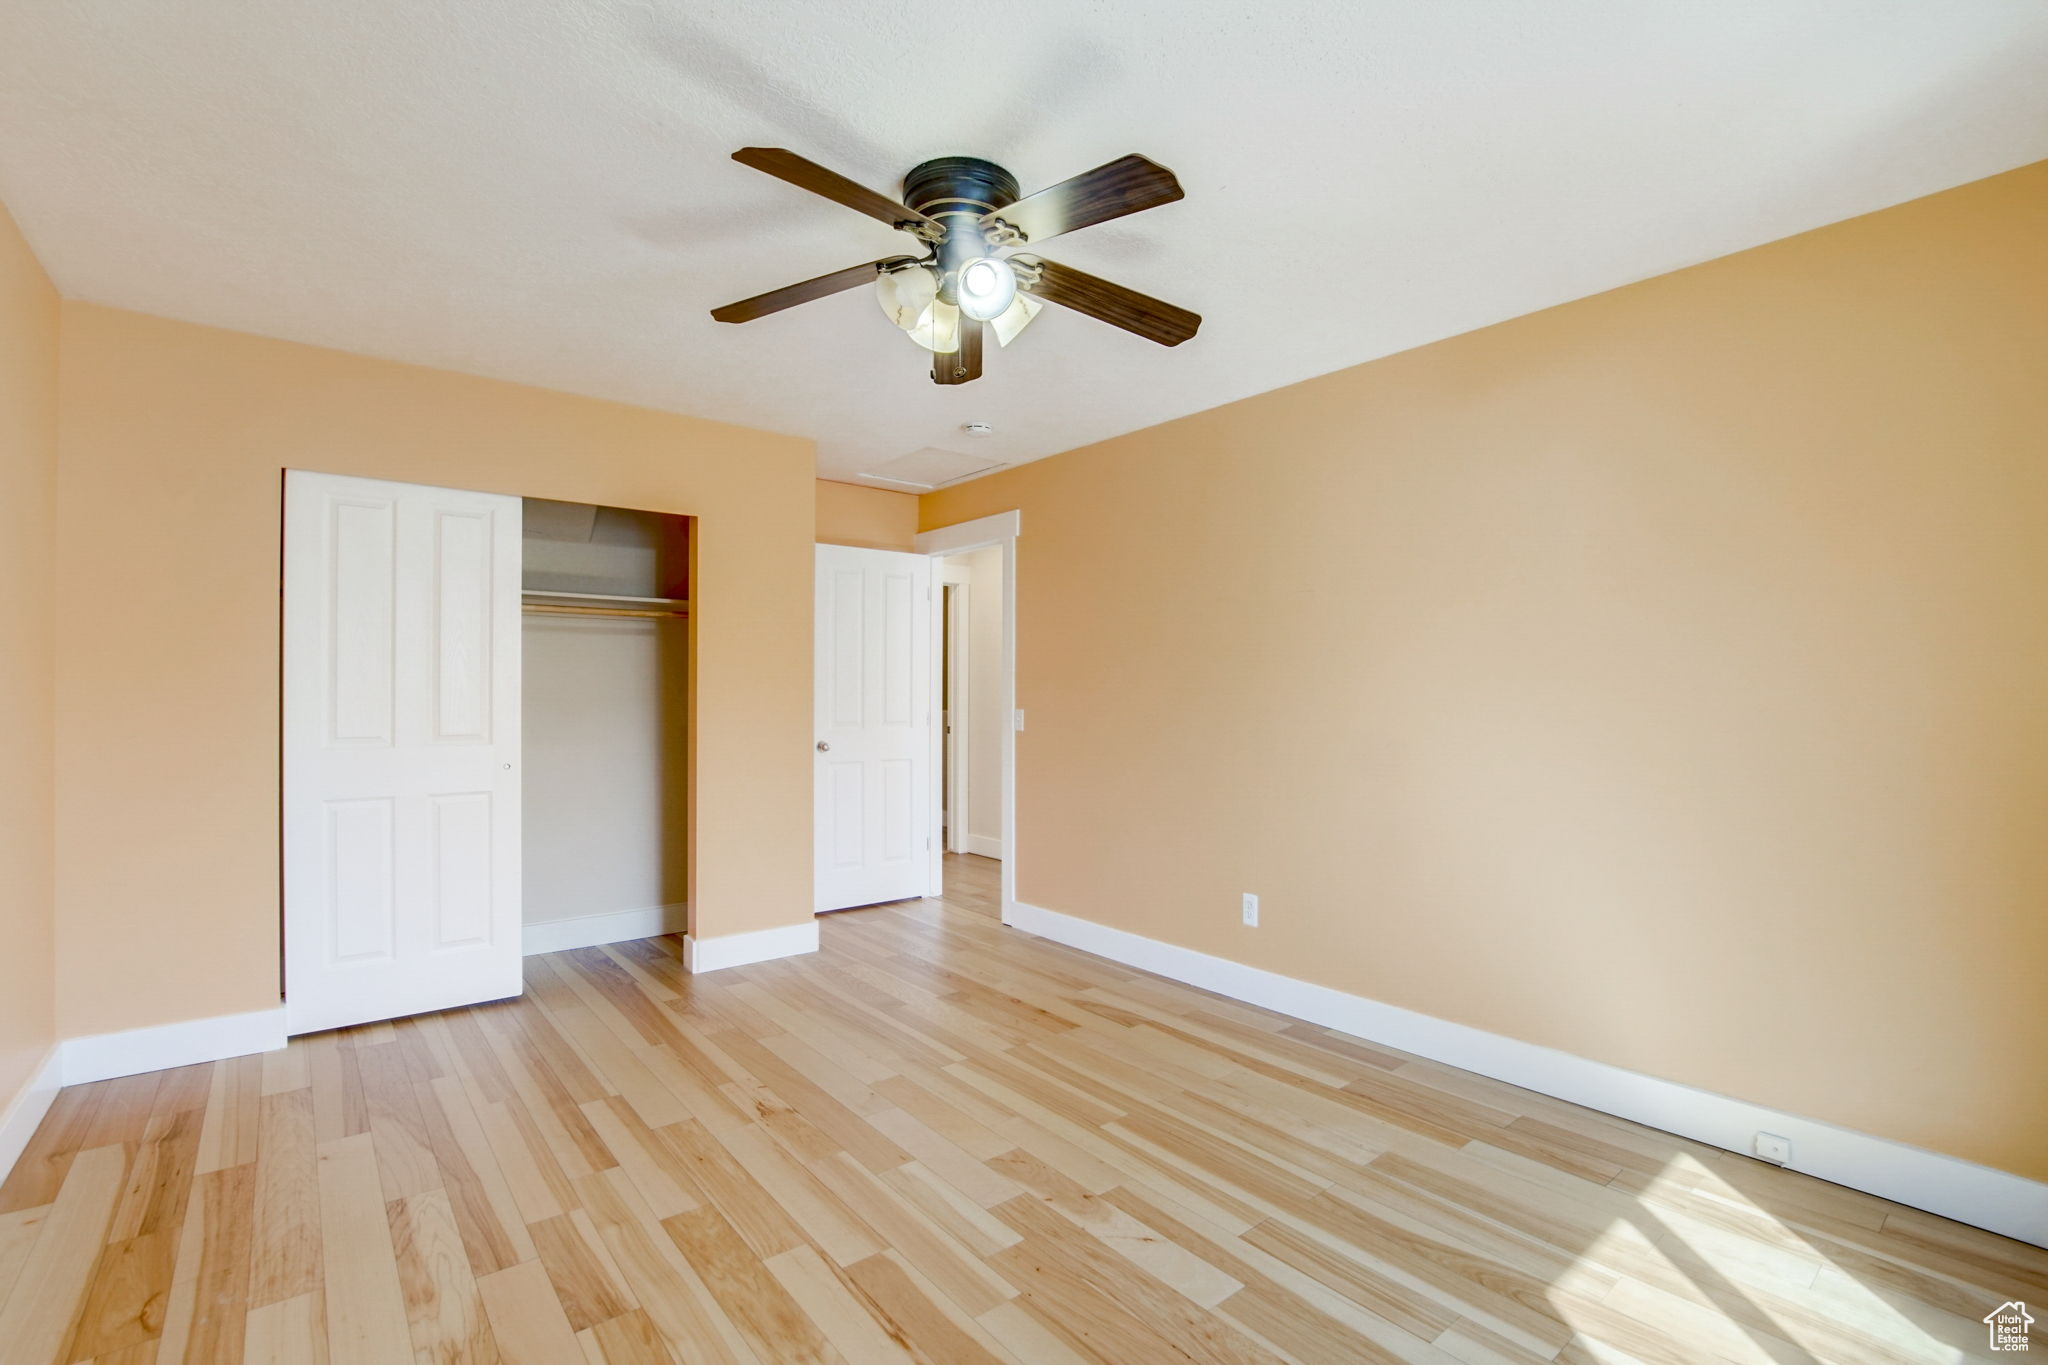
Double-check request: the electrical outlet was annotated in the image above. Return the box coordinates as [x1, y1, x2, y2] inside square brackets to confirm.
[1753, 1132, 1792, 1165]
[1013, 708, 1026, 732]
[1242, 893, 1259, 927]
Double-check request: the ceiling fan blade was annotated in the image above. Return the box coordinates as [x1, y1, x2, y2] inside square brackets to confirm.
[1016, 256, 1200, 347]
[933, 316, 983, 384]
[710, 257, 912, 324]
[985, 154, 1184, 244]
[733, 148, 942, 235]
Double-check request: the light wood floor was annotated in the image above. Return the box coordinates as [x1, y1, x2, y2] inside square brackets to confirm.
[1, 853, 2041, 1364]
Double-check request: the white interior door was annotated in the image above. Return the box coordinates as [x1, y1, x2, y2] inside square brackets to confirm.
[816, 544, 932, 911]
[284, 470, 523, 1034]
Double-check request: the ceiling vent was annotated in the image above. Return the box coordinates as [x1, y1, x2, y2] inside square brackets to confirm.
[859, 447, 1003, 490]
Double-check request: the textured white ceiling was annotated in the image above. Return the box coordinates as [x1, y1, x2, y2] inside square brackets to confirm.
[3, 2, 2046, 485]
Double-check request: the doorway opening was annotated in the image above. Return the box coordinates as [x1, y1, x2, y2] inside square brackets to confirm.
[519, 498, 692, 954]
[915, 509, 1019, 924]
[935, 547, 1003, 917]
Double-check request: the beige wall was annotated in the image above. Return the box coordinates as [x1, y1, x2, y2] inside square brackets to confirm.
[923, 161, 2048, 1182]
[522, 615, 688, 927]
[0, 203, 58, 1112]
[54, 304, 816, 1039]
[816, 479, 917, 550]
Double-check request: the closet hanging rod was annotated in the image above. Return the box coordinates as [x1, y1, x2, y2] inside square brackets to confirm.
[522, 602, 688, 620]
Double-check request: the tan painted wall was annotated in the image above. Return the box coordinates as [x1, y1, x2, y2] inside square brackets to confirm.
[0, 203, 58, 1110]
[922, 162, 2048, 1181]
[816, 479, 918, 550]
[54, 304, 816, 1039]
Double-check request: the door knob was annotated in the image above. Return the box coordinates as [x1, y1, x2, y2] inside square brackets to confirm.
[816, 741, 831, 752]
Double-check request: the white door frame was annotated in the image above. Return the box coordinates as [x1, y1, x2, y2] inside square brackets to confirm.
[915, 510, 1019, 919]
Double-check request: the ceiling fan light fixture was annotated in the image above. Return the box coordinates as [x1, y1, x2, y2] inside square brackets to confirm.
[955, 256, 1017, 321]
[990, 292, 1042, 348]
[711, 149, 1199, 383]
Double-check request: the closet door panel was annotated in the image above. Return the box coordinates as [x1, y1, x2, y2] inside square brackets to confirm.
[432, 506, 495, 743]
[285, 470, 523, 1035]
[815, 544, 931, 912]
[325, 797, 397, 961]
[326, 496, 398, 746]
[429, 791, 496, 947]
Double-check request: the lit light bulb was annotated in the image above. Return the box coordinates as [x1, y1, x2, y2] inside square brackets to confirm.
[955, 256, 1017, 322]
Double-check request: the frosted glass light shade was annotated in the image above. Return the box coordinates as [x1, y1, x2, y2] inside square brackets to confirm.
[875, 266, 938, 329]
[906, 300, 961, 353]
[990, 293, 1043, 348]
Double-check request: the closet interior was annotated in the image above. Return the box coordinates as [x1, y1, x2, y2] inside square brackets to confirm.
[521, 497, 691, 949]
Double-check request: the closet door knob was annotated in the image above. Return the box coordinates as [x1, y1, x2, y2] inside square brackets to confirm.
[816, 741, 831, 752]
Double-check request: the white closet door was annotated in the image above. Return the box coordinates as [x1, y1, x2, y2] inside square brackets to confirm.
[816, 545, 932, 911]
[283, 470, 523, 1034]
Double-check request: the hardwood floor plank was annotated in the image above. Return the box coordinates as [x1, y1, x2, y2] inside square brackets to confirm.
[421, 1073, 536, 1276]
[805, 1151, 1015, 1318]
[249, 1088, 322, 1309]
[106, 1108, 202, 1247]
[62, 1227, 179, 1360]
[662, 1204, 840, 1365]
[573, 1168, 756, 1365]
[530, 1211, 636, 1332]
[314, 1132, 411, 1363]
[478, 1258, 585, 1365]
[987, 1193, 1288, 1365]
[197, 1057, 263, 1176]
[241, 1289, 329, 1365]
[587, 1307, 681, 1365]
[579, 1097, 698, 1222]
[0, 1143, 127, 1364]
[1, 1083, 107, 1214]
[840, 1250, 1014, 1365]
[0, 1203, 53, 1303]
[974, 1299, 1093, 1365]
[765, 1244, 919, 1364]
[389, 1188, 500, 1363]
[654, 1119, 809, 1261]
[173, 1161, 258, 1365]
[713, 1123, 884, 1267]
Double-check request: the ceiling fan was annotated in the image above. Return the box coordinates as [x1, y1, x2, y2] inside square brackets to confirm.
[710, 148, 1200, 384]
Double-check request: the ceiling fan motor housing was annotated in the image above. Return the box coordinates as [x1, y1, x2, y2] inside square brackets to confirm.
[903, 157, 1020, 294]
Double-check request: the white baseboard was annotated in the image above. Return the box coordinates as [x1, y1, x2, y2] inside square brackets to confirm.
[1007, 900, 2048, 1250]
[60, 1007, 288, 1087]
[963, 834, 1004, 860]
[684, 919, 819, 974]
[0, 1046, 62, 1186]
[524, 902, 688, 956]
